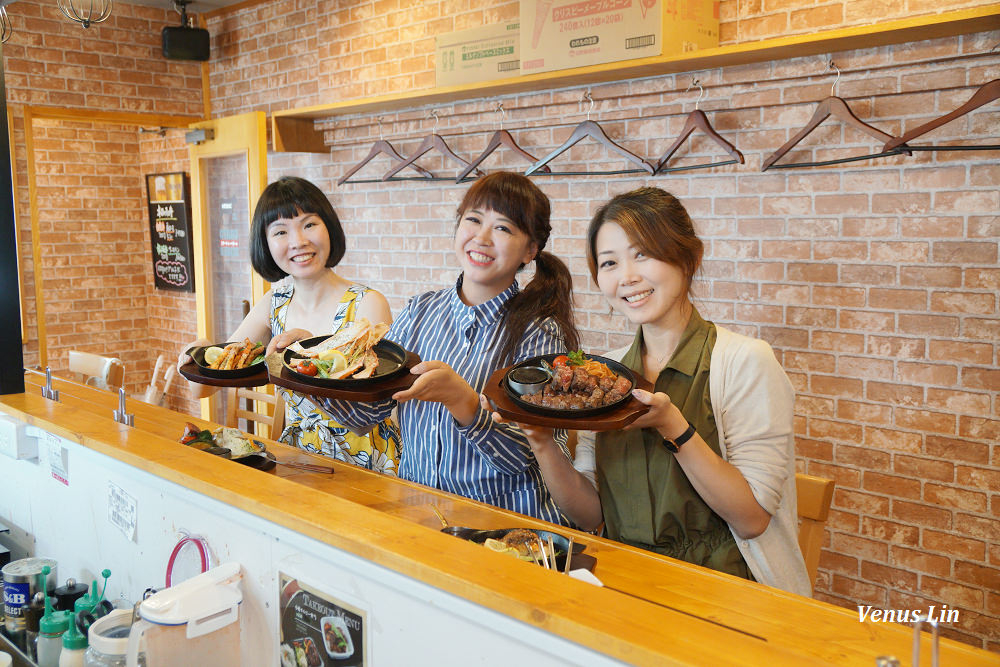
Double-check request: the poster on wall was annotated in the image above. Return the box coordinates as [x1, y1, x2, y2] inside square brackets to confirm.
[278, 572, 367, 667]
[145, 172, 196, 292]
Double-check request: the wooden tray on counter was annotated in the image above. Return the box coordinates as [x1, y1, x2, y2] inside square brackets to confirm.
[266, 350, 420, 401]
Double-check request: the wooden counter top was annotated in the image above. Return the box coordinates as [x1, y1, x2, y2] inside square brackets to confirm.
[5, 370, 997, 666]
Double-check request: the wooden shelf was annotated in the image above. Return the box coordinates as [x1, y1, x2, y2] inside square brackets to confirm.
[272, 6, 1000, 153]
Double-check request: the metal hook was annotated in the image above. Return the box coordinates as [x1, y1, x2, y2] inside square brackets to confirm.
[684, 78, 704, 110]
[430, 110, 439, 132]
[496, 102, 505, 130]
[376, 116, 384, 140]
[584, 90, 594, 120]
[828, 60, 841, 97]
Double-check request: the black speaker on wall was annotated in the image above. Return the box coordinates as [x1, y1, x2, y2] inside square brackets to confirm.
[162, 0, 209, 61]
[162, 25, 210, 61]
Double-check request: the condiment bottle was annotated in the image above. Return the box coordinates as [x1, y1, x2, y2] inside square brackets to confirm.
[24, 590, 47, 661]
[36, 567, 70, 667]
[74, 570, 113, 619]
[54, 579, 90, 612]
[58, 612, 88, 667]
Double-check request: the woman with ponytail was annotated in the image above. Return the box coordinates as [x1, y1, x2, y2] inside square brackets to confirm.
[291, 172, 579, 524]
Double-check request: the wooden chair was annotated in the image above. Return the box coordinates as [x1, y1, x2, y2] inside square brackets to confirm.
[138, 354, 178, 406]
[226, 386, 285, 440]
[67, 350, 124, 392]
[796, 473, 836, 586]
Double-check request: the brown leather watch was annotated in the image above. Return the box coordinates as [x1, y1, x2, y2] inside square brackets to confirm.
[661, 421, 695, 453]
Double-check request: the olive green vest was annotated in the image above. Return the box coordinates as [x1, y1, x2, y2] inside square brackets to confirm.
[596, 309, 751, 580]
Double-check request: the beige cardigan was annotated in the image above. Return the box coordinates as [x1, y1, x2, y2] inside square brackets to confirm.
[575, 325, 812, 597]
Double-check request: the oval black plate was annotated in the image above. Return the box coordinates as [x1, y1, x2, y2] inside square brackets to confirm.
[441, 526, 585, 570]
[503, 353, 636, 418]
[283, 335, 409, 389]
[187, 341, 266, 379]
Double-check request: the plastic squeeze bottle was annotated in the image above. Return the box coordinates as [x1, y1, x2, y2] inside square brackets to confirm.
[58, 612, 88, 667]
[36, 567, 70, 667]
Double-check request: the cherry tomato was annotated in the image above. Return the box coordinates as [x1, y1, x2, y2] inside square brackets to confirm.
[296, 360, 318, 376]
[552, 355, 569, 367]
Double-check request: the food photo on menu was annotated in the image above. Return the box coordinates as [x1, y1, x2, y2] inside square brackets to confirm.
[278, 574, 366, 666]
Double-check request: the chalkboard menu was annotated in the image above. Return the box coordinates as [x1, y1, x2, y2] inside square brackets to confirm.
[145, 172, 196, 292]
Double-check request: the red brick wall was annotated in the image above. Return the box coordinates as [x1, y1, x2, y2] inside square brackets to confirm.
[29, 118, 151, 395]
[3, 0, 203, 408]
[208, 0, 999, 114]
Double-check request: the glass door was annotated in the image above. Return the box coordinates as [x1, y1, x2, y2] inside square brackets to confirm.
[188, 112, 268, 423]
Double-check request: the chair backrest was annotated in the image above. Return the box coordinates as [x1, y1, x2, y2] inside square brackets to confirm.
[67, 350, 125, 391]
[139, 354, 178, 406]
[226, 386, 285, 440]
[796, 473, 836, 586]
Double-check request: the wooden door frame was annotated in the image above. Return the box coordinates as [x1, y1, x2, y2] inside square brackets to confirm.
[186, 111, 268, 419]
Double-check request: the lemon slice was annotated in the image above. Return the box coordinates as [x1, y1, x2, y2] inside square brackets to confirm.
[484, 538, 514, 555]
[318, 349, 348, 374]
[203, 346, 225, 366]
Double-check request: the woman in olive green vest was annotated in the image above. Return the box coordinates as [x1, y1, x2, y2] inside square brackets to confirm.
[485, 187, 810, 595]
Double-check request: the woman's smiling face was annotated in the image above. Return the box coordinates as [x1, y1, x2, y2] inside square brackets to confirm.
[454, 207, 537, 304]
[266, 209, 331, 279]
[594, 221, 688, 326]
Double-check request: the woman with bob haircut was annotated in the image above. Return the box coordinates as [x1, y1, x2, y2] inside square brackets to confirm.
[282, 172, 580, 524]
[179, 176, 402, 473]
[486, 186, 811, 594]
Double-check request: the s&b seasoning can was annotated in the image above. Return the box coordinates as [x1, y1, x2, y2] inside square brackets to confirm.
[2, 557, 57, 635]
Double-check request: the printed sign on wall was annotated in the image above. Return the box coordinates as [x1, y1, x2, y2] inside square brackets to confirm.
[278, 572, 367, 666]
[145, 172, 196, 292]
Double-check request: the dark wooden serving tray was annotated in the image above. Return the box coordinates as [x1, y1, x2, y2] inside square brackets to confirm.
[481, 363, 651, 431]
[178, 360, 269, 387]
[266, 349, 420, 401]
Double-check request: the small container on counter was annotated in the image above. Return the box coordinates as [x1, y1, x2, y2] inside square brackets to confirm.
[84, 609, 144, 667]
[2, 557, 58, 639]
[54, 579, 89, 613]
[36, 566, 70, 667]
[58, 611, 88, 667]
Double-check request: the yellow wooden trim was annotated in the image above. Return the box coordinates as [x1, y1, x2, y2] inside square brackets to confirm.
[187, 111, 269, 420]
[23, 107, 47, 367]
[8, 110, 27, 345]
[271, 5, 1000, 150]
[25, 106, 196, 127]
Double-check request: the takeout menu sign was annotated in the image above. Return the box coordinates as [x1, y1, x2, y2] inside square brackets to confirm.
[146, 172, 195, 293]
[279, 573, 366, 666]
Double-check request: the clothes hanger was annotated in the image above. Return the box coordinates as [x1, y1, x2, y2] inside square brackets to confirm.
[656, 79, 744, 174]
[456, 103, 550, 182]
[337, 117, 434, 185]
[762, 61, 910, 171]
[525, 91, 655, 176]
[383, 110, 483, 180]
[883, 78, 1000, 152]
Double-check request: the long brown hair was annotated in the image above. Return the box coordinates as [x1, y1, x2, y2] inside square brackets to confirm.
[587, 187, 703, 298]
[457, 172, 579, 364]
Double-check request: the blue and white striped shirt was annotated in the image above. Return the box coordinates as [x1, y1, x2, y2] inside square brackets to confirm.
[316, 276, 571, 525]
